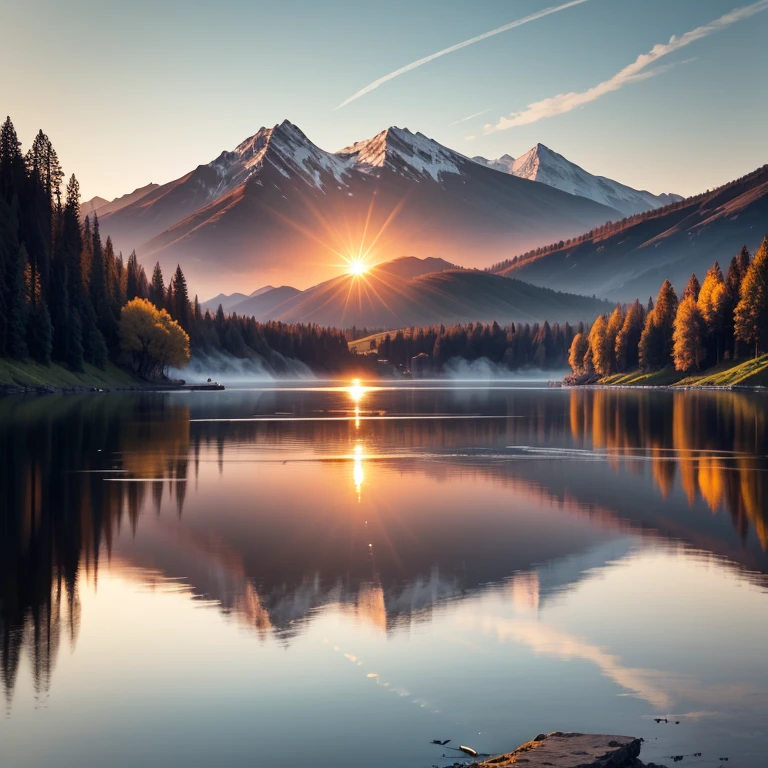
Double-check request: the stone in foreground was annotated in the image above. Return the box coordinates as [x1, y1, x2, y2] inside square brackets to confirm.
[474, 732, 667, 767]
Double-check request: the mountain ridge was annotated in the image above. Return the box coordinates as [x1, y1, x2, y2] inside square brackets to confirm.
[488, 164, 768, 301]
[94, 121, 620, 292]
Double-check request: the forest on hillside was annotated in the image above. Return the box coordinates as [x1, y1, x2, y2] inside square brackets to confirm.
[568, 239, 768, 380]
[0, 116, 358, 379]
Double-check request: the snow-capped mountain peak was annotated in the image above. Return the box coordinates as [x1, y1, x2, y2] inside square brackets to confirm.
[474, 144, 682, 216]
[337, 126, 465, 181]
[216, 120, 352, 191]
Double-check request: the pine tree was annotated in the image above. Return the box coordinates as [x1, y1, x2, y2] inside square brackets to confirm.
[639, 309, 661, 371]
[605, 305, 624, 374]
[126, 251, 140, 301]
[735, 237, 768, 358]
[149, 262, 165, 309]
[615, 299, 644, 371]
[698, 262, 728, 365]
[171, 264, 190, 330]
[673, 296, 705, 372]
[653, 279, 678, 362]
[0, 116, 25, 201]
[8, 244, 28, 358]
[60, 175, 85, 369]
[682, 273, 701, 302]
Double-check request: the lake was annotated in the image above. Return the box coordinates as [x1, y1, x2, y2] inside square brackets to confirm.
[1, 382, 767, 768]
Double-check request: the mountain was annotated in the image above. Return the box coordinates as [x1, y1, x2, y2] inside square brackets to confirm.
[201, 292, 250, 314]
[249, 285, 275, 298]
[473, 144, 681, 217]
[81, 183, 159, 222]
[241, 257, 611, 328]
[80, 196, 108, 219]
[228, 286, 301, 317]
[369, 255, 454, 280]
[489, 165, 768, 302]
[95, 121, 619, 292]
[472, 153, 516, 174]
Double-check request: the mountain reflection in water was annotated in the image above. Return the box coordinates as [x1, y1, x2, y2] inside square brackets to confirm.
[1, 384, 767, 767]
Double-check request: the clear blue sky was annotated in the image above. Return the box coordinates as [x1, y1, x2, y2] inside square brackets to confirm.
[3, 0, 766, 201]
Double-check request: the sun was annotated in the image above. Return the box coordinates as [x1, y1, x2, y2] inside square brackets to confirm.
[348, 259, 367, 276]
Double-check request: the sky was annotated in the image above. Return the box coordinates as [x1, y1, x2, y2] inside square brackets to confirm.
[2, 0, 767, 202]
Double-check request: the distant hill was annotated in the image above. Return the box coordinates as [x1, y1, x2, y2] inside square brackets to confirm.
[200, 292, 251, 313]
[248, 258, 611, 328]
[473, 144, 681, 217]
[228, 286, 301, 317]
[489, 165, 768, 302]
[81, 183, 159, 223]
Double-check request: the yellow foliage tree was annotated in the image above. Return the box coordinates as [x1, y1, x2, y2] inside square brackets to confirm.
[672, 296, 705, 372]
[568, 332, 589, 373]
[119, 298, 190, 379]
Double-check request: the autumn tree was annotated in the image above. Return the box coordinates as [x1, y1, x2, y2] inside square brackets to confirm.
[735, 237, 768, 358]
[119, 298, 190, 379]
[673, 296, 705, 372]
[604, 305, 624, 374]
[568, 332, 589, 373]
[615, 299, 644, 371]
[682, 273, 701, 302]
[698, 262, 728, 365]
[588, 315, 611, 376]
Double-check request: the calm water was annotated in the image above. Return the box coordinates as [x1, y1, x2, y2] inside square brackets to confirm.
[1, 383, 767, 768]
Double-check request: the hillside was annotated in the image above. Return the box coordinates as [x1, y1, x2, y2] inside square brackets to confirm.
[489, 165, 768, 301]
[257, 261, 611, 328]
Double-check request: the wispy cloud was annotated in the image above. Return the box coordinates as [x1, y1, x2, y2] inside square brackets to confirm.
[485, 0, 768, 132]
[334, 0, 590, 110]
[449, 109, 491, 126]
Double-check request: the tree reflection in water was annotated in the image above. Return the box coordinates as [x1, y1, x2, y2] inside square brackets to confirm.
[1, 387, 766, 709]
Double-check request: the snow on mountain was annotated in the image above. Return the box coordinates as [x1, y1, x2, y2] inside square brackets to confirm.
[96, 121, 621, 292]
[199, 120, 353, 202]
[474, 144, 682, 217]
[337, 127, 465, 181]
[472, 154, 515, 174]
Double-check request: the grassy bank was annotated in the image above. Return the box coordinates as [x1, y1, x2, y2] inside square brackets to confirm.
[0, 358, 143, 390]
[597, 354, 768, 388]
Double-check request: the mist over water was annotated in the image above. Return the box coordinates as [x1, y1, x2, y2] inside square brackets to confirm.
[171, 350, 315, 384]
[442, 356, 568, 381]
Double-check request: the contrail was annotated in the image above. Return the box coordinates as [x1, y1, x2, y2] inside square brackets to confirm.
[449, 109, 491, 126]
[334, 0, 590, 110]
[485, 0, 768, 132]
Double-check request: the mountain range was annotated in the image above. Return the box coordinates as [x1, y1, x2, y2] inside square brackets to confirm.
[489, 164, 768, 302]
[91, 121, 622, 292]
[203, 256, 611, 328]
[472, 144, 682, 217]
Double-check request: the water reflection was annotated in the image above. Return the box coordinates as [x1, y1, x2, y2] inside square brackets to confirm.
[1, 386, 767, 765]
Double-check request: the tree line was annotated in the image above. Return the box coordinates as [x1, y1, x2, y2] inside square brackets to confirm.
[568, 238, 768, 378]
[0, 116, 359, 377]
[374, 320, 580, 370]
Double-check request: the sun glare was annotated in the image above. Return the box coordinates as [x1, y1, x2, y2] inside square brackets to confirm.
[348, 259, 367, 276]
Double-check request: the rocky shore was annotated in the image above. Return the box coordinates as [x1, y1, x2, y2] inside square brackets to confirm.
[459, 732, 666, 768]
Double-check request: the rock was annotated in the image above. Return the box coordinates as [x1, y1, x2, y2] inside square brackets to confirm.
[474, 732, 666, 768]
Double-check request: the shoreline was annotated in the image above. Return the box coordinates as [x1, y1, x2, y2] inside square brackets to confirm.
[0, 359, 225, 396]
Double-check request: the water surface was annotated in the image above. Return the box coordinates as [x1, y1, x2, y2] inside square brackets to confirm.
[1, 383, 767, 767]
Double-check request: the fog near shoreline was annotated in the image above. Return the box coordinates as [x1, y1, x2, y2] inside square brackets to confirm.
[171, 351, 315, 384]
[441, 357, 567, 381]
